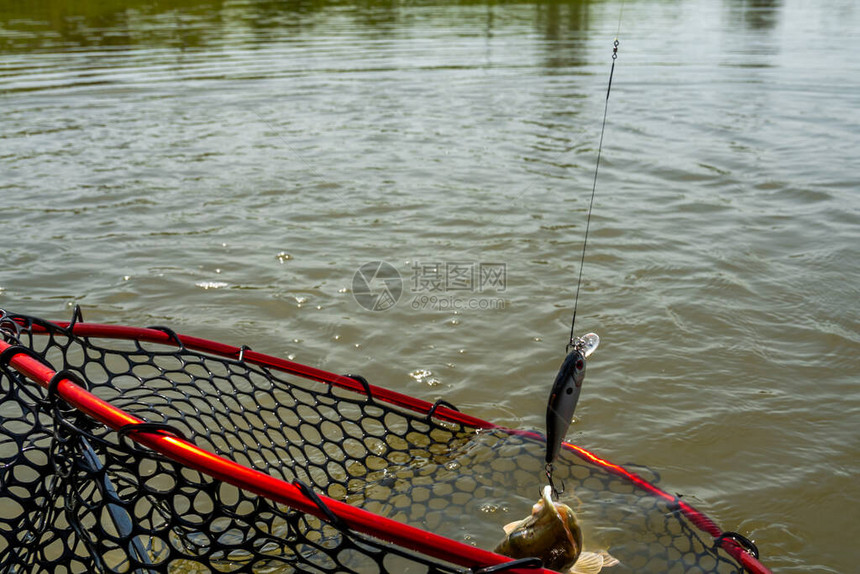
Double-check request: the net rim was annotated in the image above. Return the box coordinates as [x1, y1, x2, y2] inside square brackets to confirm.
[0, 311, 771, 574]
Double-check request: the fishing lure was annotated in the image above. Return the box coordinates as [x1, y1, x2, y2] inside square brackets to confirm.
[545, 333, 599, 494]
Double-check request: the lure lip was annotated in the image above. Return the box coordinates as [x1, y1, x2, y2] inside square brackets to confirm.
[574, 333, 600, 358]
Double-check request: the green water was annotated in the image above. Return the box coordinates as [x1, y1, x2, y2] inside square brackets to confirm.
[1, 0, 858, 572]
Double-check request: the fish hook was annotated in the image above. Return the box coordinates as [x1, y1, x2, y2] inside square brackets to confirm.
[545, 462, 564, 499]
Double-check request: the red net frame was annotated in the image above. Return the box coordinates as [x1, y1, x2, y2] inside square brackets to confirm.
[0, 310, 770, 574]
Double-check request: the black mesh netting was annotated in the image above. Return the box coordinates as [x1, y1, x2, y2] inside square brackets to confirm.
[0, 311, 747, 574]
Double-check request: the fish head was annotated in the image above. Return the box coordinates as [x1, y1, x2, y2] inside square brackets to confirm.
[494, 485, 583, 572]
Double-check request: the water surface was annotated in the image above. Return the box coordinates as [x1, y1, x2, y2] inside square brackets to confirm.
[1, 1, 858, 572]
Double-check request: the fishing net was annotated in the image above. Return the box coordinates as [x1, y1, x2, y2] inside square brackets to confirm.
[0, 309, 767, 574]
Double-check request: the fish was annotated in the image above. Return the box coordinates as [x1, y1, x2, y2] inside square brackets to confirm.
[494, 485, 618, 574]
[545, 349, 586, 466]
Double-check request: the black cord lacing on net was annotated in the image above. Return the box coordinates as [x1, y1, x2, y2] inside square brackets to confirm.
[145, 325, 185, 348]
[117, 422, 190, 443]
[344, 372, 374, 400]
[428, 398, 460, 420]
[293, 479, 347, 531]
[64, 304, 85, 334]
[716, 531, 760, 559]
[472, 557, 543, 574]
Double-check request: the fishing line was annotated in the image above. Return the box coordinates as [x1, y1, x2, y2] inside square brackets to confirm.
[546, 13, 624, 499]
[567, 32, 621, 351]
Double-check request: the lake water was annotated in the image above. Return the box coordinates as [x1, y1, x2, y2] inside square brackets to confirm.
[1, 0, 857, 572]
